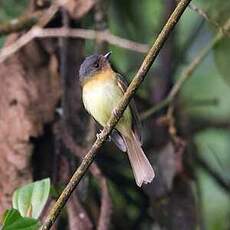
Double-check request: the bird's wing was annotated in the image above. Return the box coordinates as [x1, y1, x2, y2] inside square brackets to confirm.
[95, 122, 127, 152]
[115, 73, 142, 143]
[91, 73, 143, 153]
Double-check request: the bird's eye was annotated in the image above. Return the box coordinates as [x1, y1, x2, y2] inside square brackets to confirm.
[94, 62, 99, 68]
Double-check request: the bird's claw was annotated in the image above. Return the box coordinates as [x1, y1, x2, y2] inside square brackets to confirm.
[97, 130, 111, 142]
[112, 108, 119, 118]
[96, 132, 103, 140]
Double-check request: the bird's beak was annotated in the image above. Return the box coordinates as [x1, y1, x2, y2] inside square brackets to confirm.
[103, 51, 112, 60]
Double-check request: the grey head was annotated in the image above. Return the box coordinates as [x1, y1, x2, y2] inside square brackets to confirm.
[79, 52, 112, 84]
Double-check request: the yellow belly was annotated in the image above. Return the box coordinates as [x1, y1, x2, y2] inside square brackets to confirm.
[82, 77, 132, 134]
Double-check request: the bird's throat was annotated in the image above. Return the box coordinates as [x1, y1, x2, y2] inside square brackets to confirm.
[81, 68, 114, 87]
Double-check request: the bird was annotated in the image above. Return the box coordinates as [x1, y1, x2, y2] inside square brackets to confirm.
[79, 52, 155, 187]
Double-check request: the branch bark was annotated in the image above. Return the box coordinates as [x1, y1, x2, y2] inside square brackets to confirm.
[41, 0, 192, 229]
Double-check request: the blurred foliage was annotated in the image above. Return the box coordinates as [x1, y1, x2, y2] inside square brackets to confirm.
[195, 0, 230, 87]
[197, 0, 230, 25]
[0, 0, 28, 20]
[108, 0, 163, 79]
[0, 0, 230, 229]
[195, 129, 230, 229]
[181, 52, 230, 121]
[214, 38, 230, 86]
[0, 0, 29, 47]
[179, 3, 230, 228]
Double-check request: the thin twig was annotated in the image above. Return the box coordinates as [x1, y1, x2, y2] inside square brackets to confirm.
[61, 125, 112, 230]
[67, 193, 93, 230]
[189, 3, 219, 27]
[36, 2, 59, 27]
[189, 3, 229, 36]
[0, 1, 59, 36]
[0, 3, 59, 36]
[0, 28, 37, 63]
[40, 28, 149, 52]
[90, 165, 112, 230]
[40, 1, 192, 229]
[0, 12, 41, 36]
[0, 27, 149, 63]
[141, 17, 230, 120]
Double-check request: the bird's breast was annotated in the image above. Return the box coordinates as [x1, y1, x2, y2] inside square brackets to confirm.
[82, 74, 131, 130]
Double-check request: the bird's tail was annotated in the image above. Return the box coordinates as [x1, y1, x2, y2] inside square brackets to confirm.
[124, 132, 155, 187]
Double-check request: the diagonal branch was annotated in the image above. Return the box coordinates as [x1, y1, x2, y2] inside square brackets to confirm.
[41, 0, 192, 229]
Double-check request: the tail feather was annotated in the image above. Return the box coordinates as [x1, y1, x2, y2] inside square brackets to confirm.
[124, 132, 155, 187]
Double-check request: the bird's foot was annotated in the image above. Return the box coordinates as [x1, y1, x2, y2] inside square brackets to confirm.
[96, 132, 103, 140]
[97, 130, 111, 142]
[112, 108, 119, 118]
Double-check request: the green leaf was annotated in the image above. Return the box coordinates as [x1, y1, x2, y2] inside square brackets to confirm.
[195, 129, 230, 229]
[214, 38, 230, 86]
[2, 209, 39, 230]
[12, 178, 50, 219]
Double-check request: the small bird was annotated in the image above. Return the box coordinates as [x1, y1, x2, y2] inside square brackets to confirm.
[79, 52, 155, 187]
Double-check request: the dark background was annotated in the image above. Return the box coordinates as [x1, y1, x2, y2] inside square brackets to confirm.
[0, 0, 229, 229]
